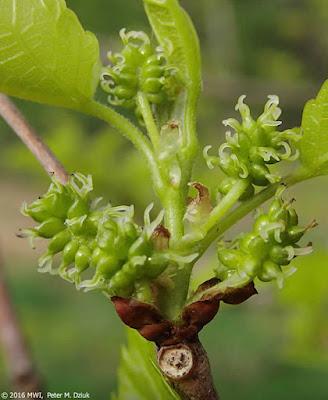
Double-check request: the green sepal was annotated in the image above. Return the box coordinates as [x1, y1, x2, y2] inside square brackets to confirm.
[36, 217, 65, 238]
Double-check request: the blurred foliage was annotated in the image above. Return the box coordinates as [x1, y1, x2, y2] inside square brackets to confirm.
[1, 259, 328, 399]
[278, 251, 328, 367]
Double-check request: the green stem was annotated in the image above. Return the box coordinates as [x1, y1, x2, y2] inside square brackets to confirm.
[158, 265, 193, 321]
[196, 169, 310, 257]
[200, 179, 249, 236]
[170, 91, 199, 189]
[162, 187, 185, 244]
[158, 91, 199, 243]
[83, 100, 164, 193]
[183, 91, 199, 160]
[136, 92, 161, 149]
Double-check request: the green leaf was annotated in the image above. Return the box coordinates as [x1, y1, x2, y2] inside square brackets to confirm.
[143, 0, 201, 96]
[113, 328, 180, 400]
[0, 0, 101, 109]
[299, 80, 328, 177]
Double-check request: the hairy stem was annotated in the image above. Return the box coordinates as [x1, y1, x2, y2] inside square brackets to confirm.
[158, 266, 192, 321]
[196, 169, 311, 256]
[162, 187, 186, 244]
[183, 92, 199, 160]
[0, 94, 68, 184]
[200, 179, 249, 237]
[173, 91, 199, 189]
[0, 253, 43, 392]
[136, 92, 161, 148]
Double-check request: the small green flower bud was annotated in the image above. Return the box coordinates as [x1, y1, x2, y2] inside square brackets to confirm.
[65, 215, 87, 235]
[121, 221, 139, 241]
[110, 269, 132, 291]
[22, 201, 51, 223]
[36, 217, 65, 238]
[96, 255, 121, 279]
[67, 198, 89, 219]
[48, 230, 71, 254]
[90, 247, 105, 268]
[287, 208, 299, 226]
[128, 237, 152, 258]
[62, 239, 80, 265]
[217, 248, 241, 269]
[97, 229, 117, 252]
[254, 215, 271, 236]
[269, 245, 291, 265]
[239, 255, 261, 278]
[258, 260, 282, 282]
[75, 245, 92, 272]
[268, 198, 288, 222]
[249, 163, 270, 186]
[286, 226, 305, 244]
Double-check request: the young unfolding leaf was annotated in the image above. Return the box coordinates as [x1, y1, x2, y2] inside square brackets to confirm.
[143, 0, 201, 96]
[299, 80, 328, 177]
[0, 0, 100, 109]
[112, 328, 179, 400]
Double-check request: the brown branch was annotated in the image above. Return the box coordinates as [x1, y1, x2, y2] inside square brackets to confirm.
[0, 94, 69, 184]
[0, 252, 44, 392]
[158, 340, 219, 400]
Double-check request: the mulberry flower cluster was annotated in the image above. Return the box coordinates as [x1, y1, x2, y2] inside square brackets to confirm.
[204, 95, 301, 199]
[216, 188, 314, 288]
[21, 173, 193, 301]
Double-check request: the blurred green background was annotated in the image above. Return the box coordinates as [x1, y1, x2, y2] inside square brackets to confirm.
[0, 0, 328, 399]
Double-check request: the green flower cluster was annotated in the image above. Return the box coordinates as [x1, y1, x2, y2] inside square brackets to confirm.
[21, 173, 186, 300]
[216, 188, 314, 288]
[100, 29, 175, 116]
[204, 96, 301, 199]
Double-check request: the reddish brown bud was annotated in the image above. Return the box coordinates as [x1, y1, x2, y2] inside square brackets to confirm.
[220, 282, 257, 304]
[151, 224, 170, 251]
[111, 279, 257, 346]
[111, 297, 163, 329]
[186, 182, 212, 224]
[190, 182, 209, 198]
[139, 321, 172, 342]
[182, 300, 220, 331]
[111, 296, 174, 343]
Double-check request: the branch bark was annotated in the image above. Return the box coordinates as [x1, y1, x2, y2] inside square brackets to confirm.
[158, 340, 219, 400]
[0, 94, 68, 184]
[0, 252, 43, 392]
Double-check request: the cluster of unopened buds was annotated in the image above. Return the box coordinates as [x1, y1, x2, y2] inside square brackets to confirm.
[204, 95, 301, 199]
[100, 29, 176, 119]
[20, 173, 196, 302]
[216, 187, 316, 288]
